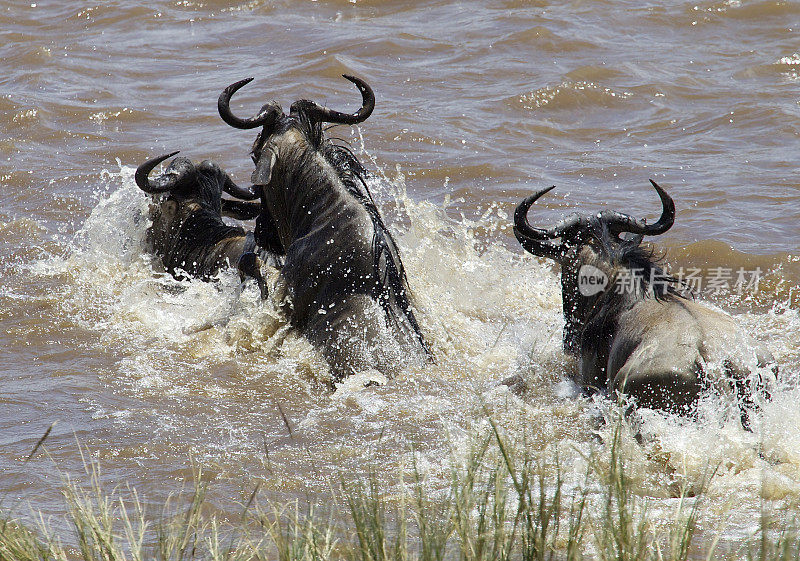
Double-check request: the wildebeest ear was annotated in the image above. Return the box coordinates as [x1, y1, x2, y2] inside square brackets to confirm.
[251, 149, 276, 186]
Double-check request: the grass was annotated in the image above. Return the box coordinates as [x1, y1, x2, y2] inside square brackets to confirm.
[1, 418, 798, 561]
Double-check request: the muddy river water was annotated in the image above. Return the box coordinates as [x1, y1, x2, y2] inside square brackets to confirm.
[1, 0, 799, 550]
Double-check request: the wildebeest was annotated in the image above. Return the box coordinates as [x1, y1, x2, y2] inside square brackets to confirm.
[135, 151, 272, 296]
[513, 180, 776, 424]
[217, 74, 431, 382]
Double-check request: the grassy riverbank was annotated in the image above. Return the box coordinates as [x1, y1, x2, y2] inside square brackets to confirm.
[1, 419, 798, 561]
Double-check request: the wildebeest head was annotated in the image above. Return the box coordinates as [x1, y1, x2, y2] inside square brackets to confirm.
[217, 74, 374, 186]
[219, 75, 391, 273]
[513, 180, 677, 355]
[136, 151, 259, 210]
[136, 151, 259, 238]
[135, 152, 261, 279]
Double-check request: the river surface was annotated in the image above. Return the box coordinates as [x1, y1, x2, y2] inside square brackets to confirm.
[2, 0, 799, 550]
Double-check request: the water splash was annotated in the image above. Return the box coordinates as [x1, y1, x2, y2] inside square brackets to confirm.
[34, 156, 800, 541]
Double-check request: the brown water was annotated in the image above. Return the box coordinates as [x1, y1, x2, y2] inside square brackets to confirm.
[2, 0, 799, 548]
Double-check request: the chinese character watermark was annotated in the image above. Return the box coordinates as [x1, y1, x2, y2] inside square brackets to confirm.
[607, 267, 762, 296]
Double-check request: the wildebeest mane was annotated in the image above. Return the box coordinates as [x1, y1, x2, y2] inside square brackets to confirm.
[592, 217, 687, 302]
[310, 110, 427, 352]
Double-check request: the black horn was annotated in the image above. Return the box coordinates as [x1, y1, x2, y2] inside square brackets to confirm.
[135, 151, 190, 194]
[222, 175, 260, 200]
[293, 74, 375, 125]
[218, 78, 281, 130]
[605, 180, 675, 237]
[514, 186, 588, 240]
[514, 186, 557, 240]
[514, 227, 564, 260]
[514, 186, 573, 260]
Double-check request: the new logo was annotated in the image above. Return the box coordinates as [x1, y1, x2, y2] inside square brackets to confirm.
[578, 264, 608, 296]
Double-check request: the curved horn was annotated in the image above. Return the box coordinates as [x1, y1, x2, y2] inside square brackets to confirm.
[222, 175, 260, 200]
[514, 227, 564, 260]
[514, 186, 557, 240]
[514, 186, 588, 240]
[218, 78, 278, 130]
[643, 179, 675, 235]
[135, 151, 184, 194]
[295, 74, 375, 125]
[514, 186, 572, 261]
[605, 180, 675, 236]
